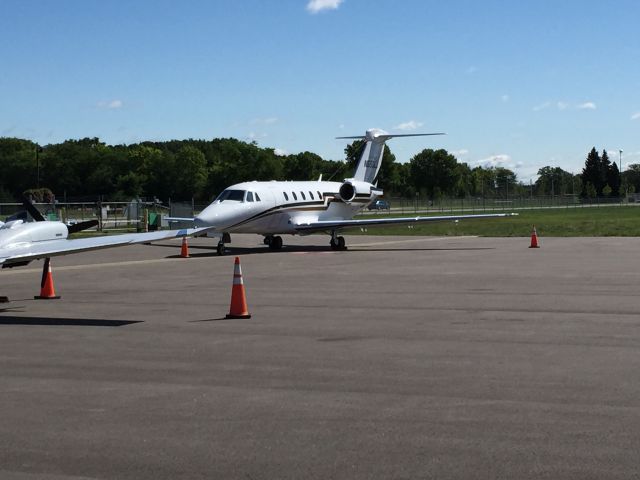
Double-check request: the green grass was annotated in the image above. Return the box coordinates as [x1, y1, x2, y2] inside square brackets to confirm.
[355, 206, 640, 237]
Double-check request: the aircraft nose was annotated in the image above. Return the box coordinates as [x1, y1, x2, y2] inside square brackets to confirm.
[194, 207, 215, 228]
[194, 204, 232, 229]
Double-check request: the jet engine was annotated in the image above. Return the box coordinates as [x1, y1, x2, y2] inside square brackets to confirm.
[338, 180, 372, 203]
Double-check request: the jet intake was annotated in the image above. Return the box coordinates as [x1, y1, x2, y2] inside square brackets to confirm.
[338, 180, 372, 203]
[338, 182, 356, 202]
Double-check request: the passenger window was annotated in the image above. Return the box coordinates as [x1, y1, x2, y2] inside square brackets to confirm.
[301, 191, 306, 200]
[292, 192, 298, 200]
[317, 191, 322, 199]
[309, 191, 314, 200]
[283, 192, 289, 201]
[246, 191, 254, 202]
[255, 193, 261, 201]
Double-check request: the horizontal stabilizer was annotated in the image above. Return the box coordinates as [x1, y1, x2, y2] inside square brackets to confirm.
[336, 132, 446, 140]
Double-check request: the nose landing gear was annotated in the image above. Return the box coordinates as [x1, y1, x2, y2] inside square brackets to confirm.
[216, 232, 232, 256]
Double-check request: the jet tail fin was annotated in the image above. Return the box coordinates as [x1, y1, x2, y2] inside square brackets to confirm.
[67, 220, 99, 234]
[21, 196, 46, 222]
[337, 129, 445, 183]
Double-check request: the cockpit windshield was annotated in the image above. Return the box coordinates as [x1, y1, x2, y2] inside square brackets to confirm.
[214, 190, 246, 203]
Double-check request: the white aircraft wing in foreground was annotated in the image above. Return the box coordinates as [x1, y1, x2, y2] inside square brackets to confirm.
[0, 219, 205, 268]
[1, 218, 209, 302]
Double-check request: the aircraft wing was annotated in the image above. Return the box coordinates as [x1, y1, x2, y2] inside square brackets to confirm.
[294, 212, 518, 233]
[0, 228, 207, 267]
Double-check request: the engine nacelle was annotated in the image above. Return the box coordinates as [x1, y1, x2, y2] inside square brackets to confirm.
[338, 180, 373, 203]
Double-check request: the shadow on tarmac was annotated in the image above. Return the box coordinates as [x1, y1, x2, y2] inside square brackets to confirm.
[189, 317, 241, 323]
[157, 244, 495, 258]
[0, 316, 142, 327]
[0, 306, 24, 313]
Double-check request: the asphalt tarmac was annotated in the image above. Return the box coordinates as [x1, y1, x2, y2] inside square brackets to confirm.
[2, 234, 640, 479]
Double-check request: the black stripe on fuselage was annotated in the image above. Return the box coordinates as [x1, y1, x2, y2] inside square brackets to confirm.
[223, 198, 369, 231]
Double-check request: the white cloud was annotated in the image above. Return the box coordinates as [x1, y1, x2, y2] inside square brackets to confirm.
[97, 99, 123, 109]
[450, 149, 469, 157]
[577, 102, 596, 110]
[274, 148, 288, 156]
[394, 120, 423, 131]
[501, 95, 510, 103]
[306, 0, 343, 14]
[250, 117, 278, 125]
[476, 154, 513, 169]
[465, 66, 477, 75]
[247, 132, 268, 142]
[631, 112, 640, 121]
[533, 102, 550, 112]
[533, 100, 597, 112]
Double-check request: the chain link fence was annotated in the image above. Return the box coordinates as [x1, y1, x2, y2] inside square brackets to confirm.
[2, 195, 637, 231]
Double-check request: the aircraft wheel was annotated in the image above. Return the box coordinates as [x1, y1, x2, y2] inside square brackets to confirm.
[263, 236, 272, 246]
[216, 242, 225, 256]
[269, 235, 283, 250]
[330, 238, 338, 250]
[337, 236, 346, 250]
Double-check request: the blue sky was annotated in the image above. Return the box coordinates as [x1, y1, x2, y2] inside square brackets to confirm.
[2, 0, 639, 182]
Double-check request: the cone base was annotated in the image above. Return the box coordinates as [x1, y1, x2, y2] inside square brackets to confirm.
[529, 246, 540, 249]
[34, 295, 61, 300]
[225, 313, 251, 319]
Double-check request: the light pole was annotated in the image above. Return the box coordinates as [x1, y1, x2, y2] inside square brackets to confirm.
[619, 149, 623, 200]
[505, 175, 508, 202]
[35, 146, 40, 188]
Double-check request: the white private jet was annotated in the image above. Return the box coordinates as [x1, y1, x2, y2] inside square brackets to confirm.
[1, 199, 205, 302]
[173, 128, 517, 255]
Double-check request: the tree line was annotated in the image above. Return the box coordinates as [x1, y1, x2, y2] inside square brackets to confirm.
[0, 136, 637, 203]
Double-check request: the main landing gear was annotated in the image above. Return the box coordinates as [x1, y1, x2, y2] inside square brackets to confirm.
[329, 232, 346, 251]
[264, 235, 283, 250]
[216, 241, 225, 256]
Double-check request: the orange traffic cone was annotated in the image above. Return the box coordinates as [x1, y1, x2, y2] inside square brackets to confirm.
[180, 236, 190, 258]
[34, 258, 61, 299]
[529, 225, 540, 248]
[226, 257, 251, 319]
